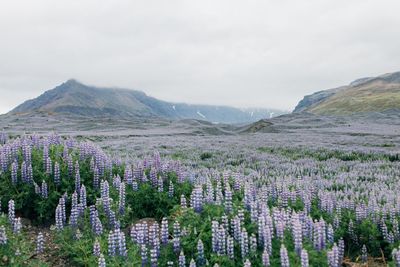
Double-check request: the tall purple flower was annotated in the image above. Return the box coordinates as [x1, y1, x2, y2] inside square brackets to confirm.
[41, 180, 48, 198]
[108, 230, 116, 257]
[173, 221, 181, 253]
[327, 243, 340, 267]
[178, 250, 186, 267]
[11, 161, 18, 184]
[13, 217, 22, 234]
[301, 249, 309, 267]
[141, 244, 148, 266]
[8, 199, 15, 225]
[241, 228, 249, 259]
[55, 204, 63, 230]
[280, 244, 290, 267]
[93, 239, 101, 256]
[150, 248, 158, 267]
[361, 245, 368, 263]
[118, 182, 126, 215]
[262, 249, 270, 266]
[197, 239, 205, 266]
[161, 218, 169, 244]
[168, 181, 174, 198]
[98, 254, 106, 267]
[36, 232, 45, 254]
[0, 226, 7, 245]
[54, 162, 60, 185]
[75, 167, 81, 193]
[180, 195, 187, 209]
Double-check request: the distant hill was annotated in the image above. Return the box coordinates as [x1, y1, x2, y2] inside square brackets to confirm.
[293, 71, 400, 115]
[10, 79, 286, 124]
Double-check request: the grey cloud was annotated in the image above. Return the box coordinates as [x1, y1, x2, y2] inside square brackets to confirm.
[1, 0, 400, 114]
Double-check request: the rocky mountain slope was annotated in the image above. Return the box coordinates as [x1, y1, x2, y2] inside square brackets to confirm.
[10, 79, 285, 124]
[294, 71, 400, 115]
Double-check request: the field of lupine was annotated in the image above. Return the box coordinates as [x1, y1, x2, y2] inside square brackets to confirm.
[1, 132, 400, 266]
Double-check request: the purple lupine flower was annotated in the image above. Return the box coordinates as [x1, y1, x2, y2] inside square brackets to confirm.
[11, 161, 18, 184]
[80, 185, 87, 209]
[292, 216, 303, 255]
[36, 232, 45, 254]
[301, 249, 309, 267]
[108, 210, 117, 230]
[59, 196, 66, 224]
[211, 220, 219, 253]
[132, 180, 138, 191]
[75, 167, 81, 193]
[150, 248, 158, 267]
[55, 204, 63, 230]
[108, 230, 116, 257]
[69, 208, 78, 227]
[280, 244, 290, 267]
[178, 250, 186, 267]
[46, 156, 52, 175]
[20, 161, 27, 183]
[89, 205, 97, 231]
[95, 217, 103, 236]
[161, 218, 168, 244]
[191, 185, 203, 213]
[173, 221, 181, 253]
[361, 245, 368, 263]
[218, 225, 226, 255]
[13, 217, 22, 234]
[0, 226, 7, 245]
[54, 162, 60, 185]
[227, 235, 234, 259]
[93, 166, 100, 189]
[250, 233, 257, 254]
[262, 248, 270, 266]
[244, 259, 251, 267]
[157, 177, 163, 192]
[42, 146, 48, 171]
[118, 182, 126, 215]
[224, 184, 233, 213]
[93, 239, 101, 256]
[8, 199, 15, 225]
[232, 216, 241, 242]
[241, 228, 249, 259]
[141, 244, 148, 267]
[327, 243, 340, 267]
[27, 164, 33, 183]
[41, 180, 48, 198]
[180, 194, 187, 209]
[118, 231, 127, 257]
[189, 258, 196, 267]
[72, 191, 78, 210]
[197, 239, 205, 266]
[98, 253, 106, 267]
[338, 238, 345, 264]
[168, 181, 174, 198]
[327, 223, 334, 244]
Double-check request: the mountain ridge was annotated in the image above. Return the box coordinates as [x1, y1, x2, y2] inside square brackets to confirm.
[293, 71, 400, 115]
[10, 79, 286, 124]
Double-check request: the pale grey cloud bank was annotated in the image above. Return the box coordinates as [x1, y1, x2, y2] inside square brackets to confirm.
[1, 0, 400, 114]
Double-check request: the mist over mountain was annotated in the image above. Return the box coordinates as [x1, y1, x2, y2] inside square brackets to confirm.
[294, 71, 400, 115]
[10, 79, 286, 124]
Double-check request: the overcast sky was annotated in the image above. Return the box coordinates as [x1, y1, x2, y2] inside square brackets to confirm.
[1, 0, 400, 114]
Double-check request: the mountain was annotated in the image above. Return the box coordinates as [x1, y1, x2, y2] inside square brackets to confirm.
[10, 79, 285, 124]
[293, 71, 400, 115]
